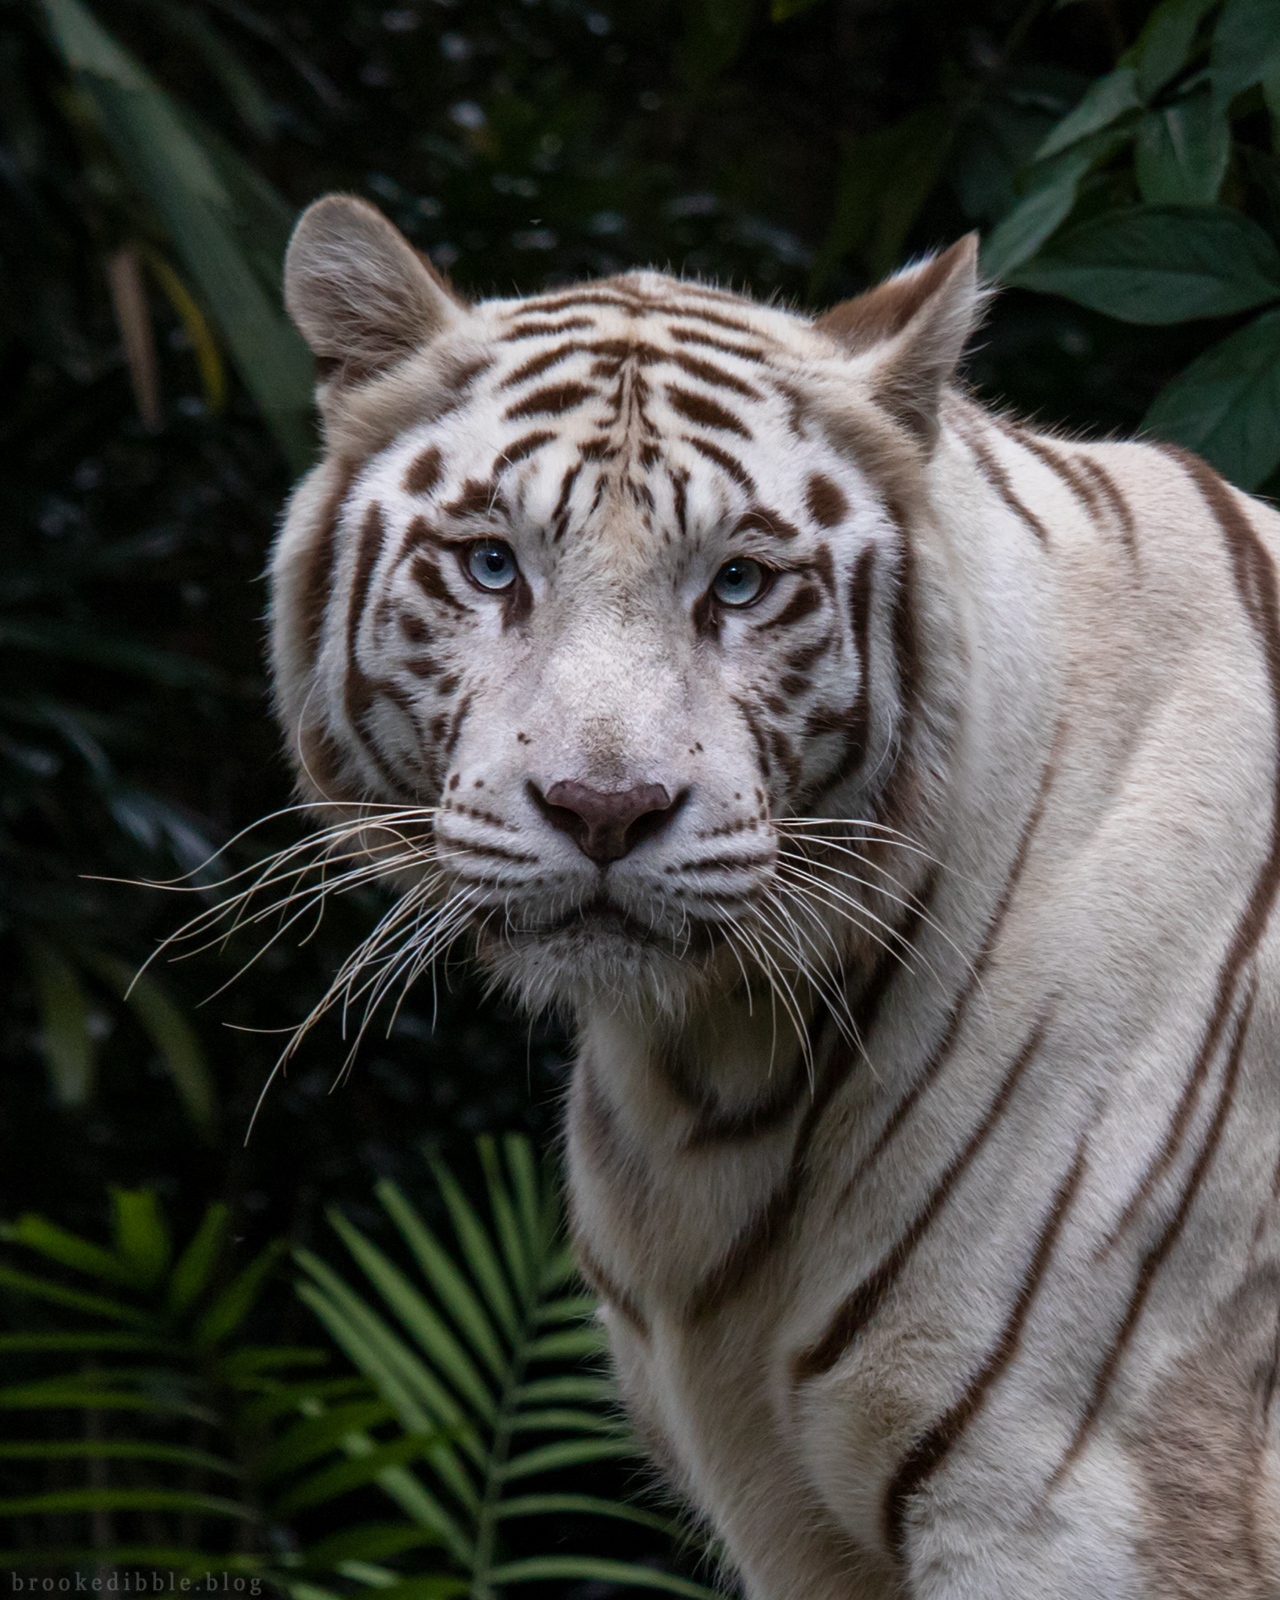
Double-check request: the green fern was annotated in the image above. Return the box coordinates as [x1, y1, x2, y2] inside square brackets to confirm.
[294, 1135, 719, 1600]
[0, 1186, 301, 1576]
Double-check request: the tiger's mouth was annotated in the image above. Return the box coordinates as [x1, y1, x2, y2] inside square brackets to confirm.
[477, 891, 721, 964]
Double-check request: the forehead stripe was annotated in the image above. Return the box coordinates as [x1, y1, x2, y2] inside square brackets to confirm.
[684, 436, 756, 496]
[503, 317, 595, 341]
[669, 327, 768, 362]
[666, 385, 751, 438]
[505, 381, 597, 420]
[498, 430, 557, 467]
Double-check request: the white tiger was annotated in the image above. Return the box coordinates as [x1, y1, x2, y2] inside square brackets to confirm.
[269, 192, 1280, 1598]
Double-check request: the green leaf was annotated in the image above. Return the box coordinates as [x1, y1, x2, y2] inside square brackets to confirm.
[1008, 206, 1280, 321]
[0, 1440, 240, 1475]
[1132, 0, 1219, 99]
[303, 1522, 445, 1569]
[485, 1557, 721, 1597]
[4, 1213, 139, 1288]
[327, 1207, 497, 1423]
[0, 1263, 152, 1327]
[258, 1401, 397, 1479]
[510, 1408, 626, 1435]
[152, 2, 277, 141]
[478, 1137, 532, 1304]
[500, 1438, 641, 1482]
[293, 1269, 482, 1513]
[39, 0, 314, 471]
[0, 1489, 255, 1519]
[0, 1379, 217, 1424]
[22, 937, 96, 1109]
[109, 1187, 171, 1289]
[536, 1295, 598, 1325]
[1144, 305, 1280, 488]
[377, 1181, 508, 1386]
[1036, 66, 1142, 160]
[0, 1333, 176, 1355]
[1135, 89, 1230, 204]
[980, 130, 1129, 279]
[503, 1136, 542, 1259]
[193, 1239, 285, 1348]
[525, 1326, 608, 1361]
[89, 954, 218, 1141]
[1211, 0, 1280, 109]
[273, 1434, 443, 1516]
[430, 1160, 519, 1342]
[515, 1375, 616, 1406]
[167, 1202, 230, 1316]
[495, 1493, 683, 1535]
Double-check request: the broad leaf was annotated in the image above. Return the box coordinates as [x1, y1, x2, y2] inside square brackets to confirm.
[1132, 0, 1219, 99]
[980, 130, 1130, 279]
[1036, 66, 1141, 160]
[1008, 206, 1280, 322]
[1211, 0, 1280, 110]
[1134, 90, 1230, 204]
[1144, 305, 1280, 488]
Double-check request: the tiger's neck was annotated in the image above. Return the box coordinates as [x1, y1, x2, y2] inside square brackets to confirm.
[566, 422, 1060, 1321]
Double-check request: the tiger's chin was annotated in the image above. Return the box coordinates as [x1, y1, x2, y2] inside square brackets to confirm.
[474, 902, 723, 1022]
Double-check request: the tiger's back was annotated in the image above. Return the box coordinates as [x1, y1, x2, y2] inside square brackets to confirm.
[271, 195, 1280, 1598]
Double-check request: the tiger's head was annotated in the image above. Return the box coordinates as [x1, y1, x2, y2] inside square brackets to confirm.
[271, 196, 981, 1026]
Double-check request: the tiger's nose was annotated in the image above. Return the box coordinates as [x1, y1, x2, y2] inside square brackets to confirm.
[528, 779, 684, 864]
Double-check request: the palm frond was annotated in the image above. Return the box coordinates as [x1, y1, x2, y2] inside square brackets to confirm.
[294, 1136, 721, 1600]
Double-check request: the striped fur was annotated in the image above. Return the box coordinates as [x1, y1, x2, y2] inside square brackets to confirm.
[271, 196, 1280, 1597]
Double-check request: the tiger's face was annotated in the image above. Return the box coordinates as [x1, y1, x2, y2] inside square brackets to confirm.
[273, 197, 978, 1017]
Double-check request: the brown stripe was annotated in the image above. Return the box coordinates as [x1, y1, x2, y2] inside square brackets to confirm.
[651, 1036, 808, 1149]
[885, 1127, 1090, 1560]
[498, 430, 557, 467]
[667, 349, 761, 398]
[952, 414, 1049, 547]
[995, 419, 1098, 520]
[684, 435, 757, 496]
[504, 381, 596, 421]
[403, 446, 443, 497]
[573, 1234, 648, 1338]
[1103, 450, 1280, 1250]
[503, 317, 595, 340]
[761, 585, 823, 631]
[806, 473, 848, 529]
[682, 874, 940, 1324]
[664, 305, 761, 337]
[794, 1013, 1049, 1385]
[343, 502, 407, 793]
[1055, 979, 1256, 1486]
[298, 459, 357, 670]
[667, 326, 767, 362]
[1074, 456, 1138, 561]
[501, 343, 590, 387]
[840, 746, 1056, 1195]
[666, 384, 751, 438]
[735, 506, 801, 541]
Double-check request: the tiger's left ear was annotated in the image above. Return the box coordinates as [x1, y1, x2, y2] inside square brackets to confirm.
[815, 234, 983, 451]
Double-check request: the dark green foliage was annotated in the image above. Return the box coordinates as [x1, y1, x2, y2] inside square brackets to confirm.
[0, 1142, 715, 1597]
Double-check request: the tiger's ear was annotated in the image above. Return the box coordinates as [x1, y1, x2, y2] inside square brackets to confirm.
[284, 194, 465, 382]
[815, 235, 983, 451]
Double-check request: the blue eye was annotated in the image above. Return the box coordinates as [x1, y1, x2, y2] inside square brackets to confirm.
[467, 540, 517, 592]
[711, 558, 766, 607]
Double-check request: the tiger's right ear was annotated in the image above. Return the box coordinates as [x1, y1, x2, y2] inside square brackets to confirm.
[284, 194, 465, 382]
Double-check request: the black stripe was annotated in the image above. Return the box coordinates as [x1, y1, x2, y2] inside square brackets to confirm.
[683, 436, 757, 496]
[793, 1013, 1049, 1384]
[884, 1128, 1090, 1561]
[681, 874, 940, 1324]
[1054, 979, 1256, 1485]
[1103, 451, 1280, 1250]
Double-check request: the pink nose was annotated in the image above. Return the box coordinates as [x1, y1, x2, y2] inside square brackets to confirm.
[529, 779, 682, 864]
